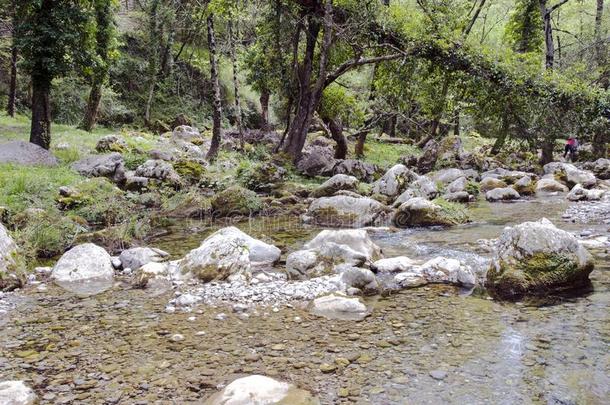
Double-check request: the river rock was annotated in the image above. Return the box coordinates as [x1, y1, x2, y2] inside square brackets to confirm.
[371, 256, 419, 273]
[393, 197, 469, 227]
[297, 145, 336, 176]
[336, 264, 380, 295]
[287, 230, 382, 279]
[480, 177, 507, 192]
[0, 140, 58, 166]
[535, 178, 569, 194]
[213, 227, 281, 264]
[513, 176, 536, 195]
[211, 186, 262, 217]
[410, 175, 439, 199]
[178, 228, 251, 282]
[485, 187, 520, 202]
[566, 184, 606, 201]
[446, 176, 468, 194]
[486, 218, 594, 299]
[394, 271, 428, 288]
[72, 153, 126, 183]
[310, 293, 369, 321]
[432, 168, 478, 185]
[372, 164, 417, 198]
[119, 247, 169, 270]
[51, 243, 114, 295]
[544, 162, 597, 188]
[419, 257, 477, 286]
[0, 223, 18, 276]
[587, 158, 610, 180]
[204, 375, 319, 405]
[312, 174, 360, 198]
[443, 191, 472, 203]
[304, 195, 390, 227]
[0, 381, 37, 405]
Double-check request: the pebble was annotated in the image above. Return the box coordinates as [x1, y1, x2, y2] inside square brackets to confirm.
[429, 370, 448, 380]
[170, 334, 184, 342]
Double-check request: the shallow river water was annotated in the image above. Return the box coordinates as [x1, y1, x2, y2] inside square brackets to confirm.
[0, 198, 608, 404]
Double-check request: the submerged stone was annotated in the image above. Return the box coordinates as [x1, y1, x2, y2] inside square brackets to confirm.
[310, 293, 369, 321]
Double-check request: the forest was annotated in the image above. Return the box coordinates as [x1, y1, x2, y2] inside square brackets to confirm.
[0, 1, 609, 404]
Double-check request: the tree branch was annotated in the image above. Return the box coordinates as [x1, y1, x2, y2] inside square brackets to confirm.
[324, 53, 404, 88]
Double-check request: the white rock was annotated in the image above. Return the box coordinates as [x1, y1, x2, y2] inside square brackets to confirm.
[0, 381, 37, 405]
[213, 227, 281, 264]
[305, 195, 390, 227]
[51, 243, 114, 294]
[204, 375, 318, 405]
[119, 247, 169, 270]
[312, 174, 360, 198]
[536, 178, 569, 194]
[485, 187, 520, 202]
[371, 256, 419, 273]
[310, 293, 368, 321]
[304, 229, 381, 265]
[372, 164, 417, 198]
[0, 223, 18, 274]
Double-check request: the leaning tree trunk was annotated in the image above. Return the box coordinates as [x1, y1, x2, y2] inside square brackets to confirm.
[82, 80, 103, 132]
[540, 137, 555, 164]
[30, 75, 52, 150]
[206, 14, 223, 161]
[7, 42, 17, 117]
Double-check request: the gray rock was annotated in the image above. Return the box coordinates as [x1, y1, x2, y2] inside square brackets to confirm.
[204, 375, 319, 405]
[443, 191, 472, 203]
[447, 176, 468, 194]
[513, 176, 535, 195]
[135, 159, 181, 184]
[371, 256, 419, 273]
[119, 247, 169, 271]
[536, 177, 569, 194]
[172, 125, 200, 142]
[95, 135, 127, 153]
[310, 293, 368, 321]
[588, 158, 610, 180]
[336, 264, 380, 295]
[297, 145, 336, 176]
[480, 177, 507, 192]
[124, 174, 149, 191]
[213, 227, 281, 265]
[393, 197, 469, 227]
[51, 244, 114, 295]
[312, 174, 360, 198]
[178, 228, 251, 282]
[331, 159, 379, 182]
[0, 223, 18, 275]
[429, 370, 448, 380]
[372, 164, 417, 198]
[432, 168, 477, 185]
[486, 218, 594, 299]
[0, 380, 37, 405]
[72, 153, 126, 183]
[305, 195, 391, 227]
[567, 184, 606, 201]
[411, 175, 439, 199]
[0, 140, 58, 166]
[485, 187, 520, 202]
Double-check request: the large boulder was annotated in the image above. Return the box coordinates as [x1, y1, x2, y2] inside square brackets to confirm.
[72, 153, 125, 183]
[480, 177, 507, 192]
[566, 184, 606, 201]
[0, 381, 37, 405]
[310, 293, 368, 321]
[211, 186, 262, 217]
[331, 159, 379, 182]
[371, 256, 419, 273]
[312, 174, 360, 198]
[512, 176, 536, 196]
[0, 224, 20, 291]
[392, 256, 477, 288]
[485, 187, 520, 202]
[51, 244, 115, 295]
[0, 140, 58, 166]
[119, 247, 169, 270]
[297, 145, 336, 176]
[178, 228, 251, 282]
[336, 264, 380, 295]
[535, 178, 569, 195]
[213, 227, 281, 265]
[204, 375, 319, 405]
[446, 176, 468, 194]
[486, 218, 594, 299]
[304, 195, 390, 227]
[543, 162, 597, 188]
[393, 197, 469, 227]
[286, 229, 382, 279]
[135, 159, 182, 185]
[431, 168, 478, 185]
[372, 164, 417, 198]
[586, 158, 610, 180]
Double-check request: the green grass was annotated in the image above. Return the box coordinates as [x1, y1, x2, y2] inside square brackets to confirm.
[360, 140, 420, 168]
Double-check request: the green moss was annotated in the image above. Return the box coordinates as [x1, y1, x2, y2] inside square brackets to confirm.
[432, 198, 470, 225]
[161, 189, 212, 219]
[211, 186, 262, 217]
[310, 206, 358, 226]
[173, 159, 205, 183]
[123, 153, 148, 171]
[465, 181, 480, 196]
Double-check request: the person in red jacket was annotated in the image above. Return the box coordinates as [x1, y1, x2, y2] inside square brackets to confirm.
[563, 136, 579, 161]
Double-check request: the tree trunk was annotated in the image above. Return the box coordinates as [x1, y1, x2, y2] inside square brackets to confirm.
[229, 20, 244, 150]
[7, 42, 17, 117]
[355, 131, 368, 158]
[595, 0, 605, 65]
[206, 14, 223, 161]
[260, 90, 270, 131]
[282, 0, 332, 162]
[540, 138, 555, 164]
[540, 3, 554, 69]
[81, 80, 103, 132]
[30, 75, 52, 150]
[491, 112, 510, 154]
[327, 118, 347, 159]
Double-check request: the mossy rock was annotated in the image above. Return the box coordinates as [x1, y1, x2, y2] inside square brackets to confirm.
[162, 190, 212, 219]
[487, 253, 593, 299]
[393, 197, 470, 228]
[211, 186, 262, 217]
[173, 159, 205, 183]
